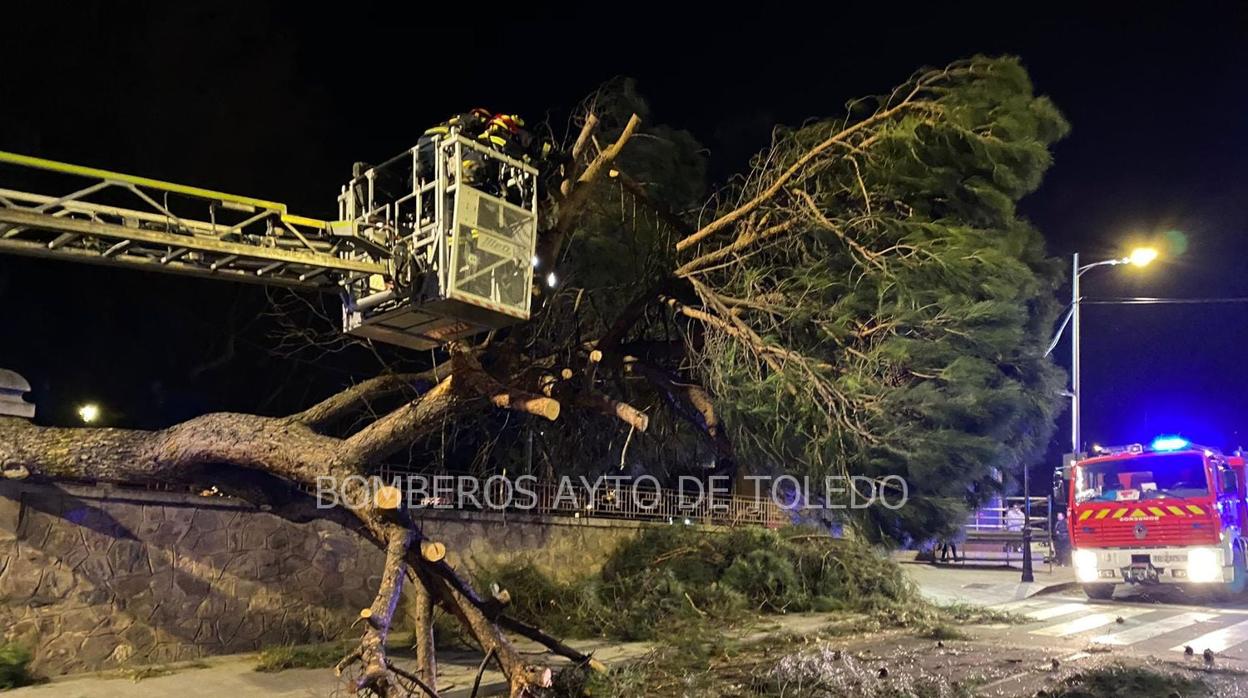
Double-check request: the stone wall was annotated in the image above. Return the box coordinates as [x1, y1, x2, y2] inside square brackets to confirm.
[0, 481, 652, 676]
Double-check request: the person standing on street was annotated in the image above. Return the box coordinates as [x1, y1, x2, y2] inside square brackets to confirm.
[1004, 503, 1025, 557]
[1053, 511, 1071, 566]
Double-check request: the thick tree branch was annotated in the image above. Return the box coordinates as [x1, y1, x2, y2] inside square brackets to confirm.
[560, 113, 600, 197]
[412, 573, 438, 691]
[341, 376, 459, 464]
[455, 353, 561, 422]
[674, 100, 922, 253]
[0, 415, 348, 484]
[294, 368, 444, 429]
[349, 525, 414, 696]
[541, 114, 643, 265]
[558, 114, 642, 229]
[575, 392, 649, 432]
[616, 169, 695, 237]
[675, 219, 798, 276]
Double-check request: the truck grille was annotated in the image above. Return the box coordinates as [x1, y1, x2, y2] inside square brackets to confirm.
[1072, 508, 1217, 547]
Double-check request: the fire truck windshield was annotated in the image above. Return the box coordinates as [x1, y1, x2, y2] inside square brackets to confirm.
[1076, 453, 1210, 503]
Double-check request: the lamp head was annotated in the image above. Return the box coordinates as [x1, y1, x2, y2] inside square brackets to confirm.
[1128, 247, 1159, 267]
[77, 403, 100, 424]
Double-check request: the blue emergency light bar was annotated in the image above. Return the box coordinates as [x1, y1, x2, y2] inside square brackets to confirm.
[1090, 436, 1202, 457]
[1150, 436, 1191, 452]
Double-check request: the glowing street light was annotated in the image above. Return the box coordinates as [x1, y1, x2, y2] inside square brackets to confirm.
[1128, 247, 1159, 267]
[77, 403, 100, 424]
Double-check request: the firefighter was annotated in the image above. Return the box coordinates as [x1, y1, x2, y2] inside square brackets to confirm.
[465, 113, 529, 198]
[477, 113, 534, 160]
[414, 108, 492, 183]
[425, 108, 492, 141]
[477, 113, 566, 201]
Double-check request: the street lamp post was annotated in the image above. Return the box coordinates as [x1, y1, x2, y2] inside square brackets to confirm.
[1031, 246, 1158, 584]
[1072, 253, 1081, 456]
[1022, 464, 1034, 583]
[1068, 247, 1158, 455]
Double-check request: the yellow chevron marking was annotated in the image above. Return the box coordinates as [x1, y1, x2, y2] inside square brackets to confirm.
[1166, 506, 1187, 517]
[1095, 509, 1111, 519]
[1128, 509, 1149, 519]
[1148, 507, 1167, 517]
[1113, 508, 1128, 518]
[1079, 510, 1094, 522]
[1187, 505, 1207, 515]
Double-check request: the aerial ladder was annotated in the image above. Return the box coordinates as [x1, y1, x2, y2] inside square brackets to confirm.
[0, 131, 540, 350]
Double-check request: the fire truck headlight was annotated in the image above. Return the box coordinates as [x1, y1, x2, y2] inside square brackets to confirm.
[1073, 549, 1099, 583]
[1188, 547, 1221, 583]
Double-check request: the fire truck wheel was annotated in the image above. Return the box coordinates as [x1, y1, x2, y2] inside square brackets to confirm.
[1081, 583, 1115, 600]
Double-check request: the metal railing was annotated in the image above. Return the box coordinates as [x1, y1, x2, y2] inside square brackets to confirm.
[964, 495, 1053, 539]
[520, 480, 790, 528]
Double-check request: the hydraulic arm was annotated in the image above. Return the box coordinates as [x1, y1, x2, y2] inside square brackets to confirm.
[0, 135, 539, 350]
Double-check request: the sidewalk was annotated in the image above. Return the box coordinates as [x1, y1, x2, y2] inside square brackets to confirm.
[8, 561, 1076, 697]
[897, 554, 1077, 606]
[6, 637, 655, 698]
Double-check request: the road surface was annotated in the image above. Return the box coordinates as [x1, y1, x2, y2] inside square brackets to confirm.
[979, 586, 1248, 666]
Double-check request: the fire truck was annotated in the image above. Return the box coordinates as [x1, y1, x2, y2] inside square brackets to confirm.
[1065, 436, 1248, 600]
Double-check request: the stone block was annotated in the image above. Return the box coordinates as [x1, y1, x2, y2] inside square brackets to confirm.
[106, 541, 148, 576]
[190, 509, 227, 532]
[110, 574, 151, 598]
[78, 633, 122, 666]
[192, 529, 229, 556]
[0, 561, 43, 602]
[148, 518, 192, 548]
[172, 570, 211, 600]
[0, 495, 20, 542]
[30, 565, 77, 605]
[75, 552, 112, 584]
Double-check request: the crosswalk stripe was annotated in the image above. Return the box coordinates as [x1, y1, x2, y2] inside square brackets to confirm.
[1032, 607, 1154, 637]
[1170, 618, 1248, 653]
[1091, 611, 1217, 646]
[996, 599, 1055, 613]
[1027, 602, 1092, 621]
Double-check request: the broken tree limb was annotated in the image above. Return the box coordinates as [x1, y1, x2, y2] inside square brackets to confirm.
[560, 114, 600, 197]
[615, 169, 695, 237]
[422, 569, 547, 698]
[352, 525, 413, 697]
[387, 663, 441, 698]
[454, 349, 561, 422]
[675, 218, 799, 276]
[341, 375, 459, 463]
[0, 345, 616, 698]
[575, 392, 649, 432]
[469, 647, 498, 698]
[293, 368, 443, 428]
[496, 615, 605, 672]
[560, 114, 642, 223]
[542, 113, 643, 265]
[411, 571, 438, 692]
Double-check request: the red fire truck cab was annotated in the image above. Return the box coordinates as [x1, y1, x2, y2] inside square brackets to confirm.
[1067, 437, 1248, 600]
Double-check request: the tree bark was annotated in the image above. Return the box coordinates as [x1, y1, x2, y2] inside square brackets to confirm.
[412, 573, 438, 692]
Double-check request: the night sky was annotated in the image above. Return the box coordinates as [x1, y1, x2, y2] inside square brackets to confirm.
[3, 4, 1247, 466]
